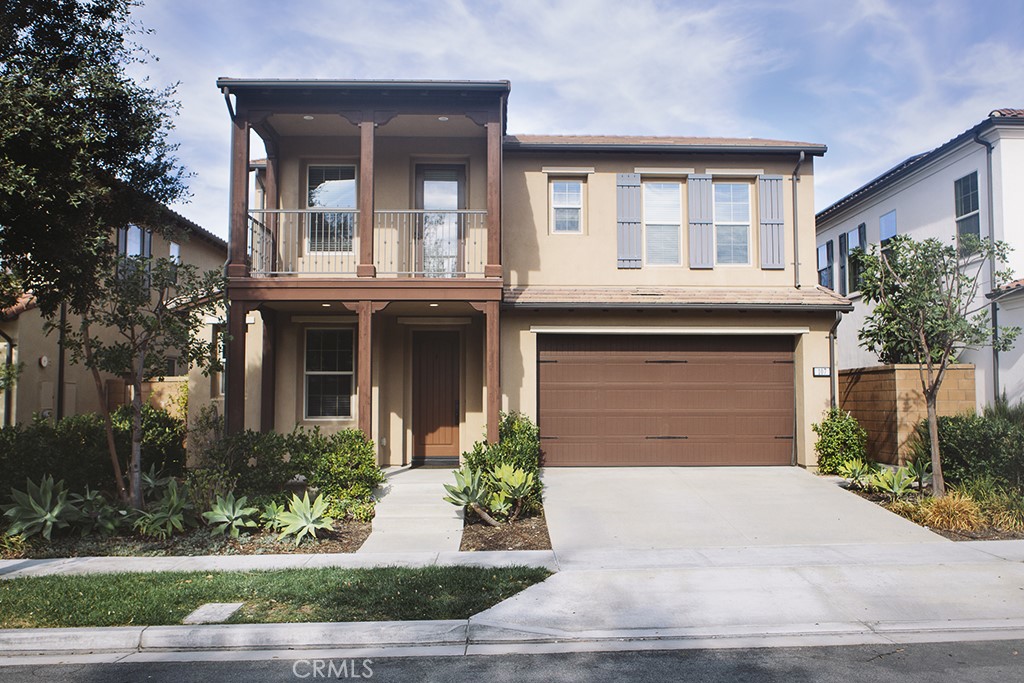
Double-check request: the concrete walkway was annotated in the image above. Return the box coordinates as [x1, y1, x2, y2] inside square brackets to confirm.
[542, 467, 944, 551]
[356, 466, 464, 554]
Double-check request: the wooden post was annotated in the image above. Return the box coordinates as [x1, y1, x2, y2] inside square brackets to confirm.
[227, 108, 250, 279]
[259, 308, 276, 433]
[357, 301, 373, 436]
[485, 301, 500, 443]
[484, 108, 503, 278]
[357, 119, 376, 278]
[226, 300, 248, 434]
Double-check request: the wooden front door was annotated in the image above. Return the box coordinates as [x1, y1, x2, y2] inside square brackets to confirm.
[412, 331, 460, 464]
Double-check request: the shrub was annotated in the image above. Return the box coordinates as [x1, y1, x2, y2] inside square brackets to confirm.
[2, 476, 82, 540]
[812, 408, 868, 475]
[869, 467, 915, 502]
[69, 487, 126, 536]
[910, 414, 1024, 488]
[301, 429, 384, 503]
[111, 404, 187, 478]
[132, 479, 194, 539]
[184, 467, 237, 514]
[202, 492, 258, 538]
[957, 476, 1024, 532]
[277, 492, 334, 545]
[463, 412, 542, 503]
[920, 490, 984, 531]
[839, 458, 880, 490]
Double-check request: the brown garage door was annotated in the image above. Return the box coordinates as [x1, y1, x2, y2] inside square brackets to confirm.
[538, 334, 795, 466]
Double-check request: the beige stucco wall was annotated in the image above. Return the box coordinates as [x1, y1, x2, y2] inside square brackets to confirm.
[1, 229, 225, 426]
[502, 153, 818, 289]
[500, 309, 835, 469]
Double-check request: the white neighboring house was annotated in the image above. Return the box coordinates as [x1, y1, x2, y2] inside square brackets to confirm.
[816, 109, 1024, 409]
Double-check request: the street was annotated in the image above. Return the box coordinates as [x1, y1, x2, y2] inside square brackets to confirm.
[1, 639, 1020, 682]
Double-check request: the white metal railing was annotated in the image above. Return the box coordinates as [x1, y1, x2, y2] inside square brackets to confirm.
[374, 210, 487, 277]
[248, 209, 360, 276]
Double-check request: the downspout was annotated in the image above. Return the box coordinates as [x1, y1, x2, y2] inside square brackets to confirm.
[56, 301, 67, 420]
[973, 130, 999, 403]
[0, 327, 14, 426]
[829, 311, 843, 409]
[792, 151, 806, 289]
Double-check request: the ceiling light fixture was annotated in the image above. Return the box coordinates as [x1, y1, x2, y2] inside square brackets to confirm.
[429, 303, 440, 307]
[321, 303, 331, 307]
[437, 116, 449, 122]
[303, 115, 315, 121]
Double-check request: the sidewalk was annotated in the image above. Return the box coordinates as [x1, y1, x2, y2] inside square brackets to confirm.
[2, 540, 1023, 663]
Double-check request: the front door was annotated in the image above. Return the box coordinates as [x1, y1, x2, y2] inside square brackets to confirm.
[415, 165, 466, 277]
[412, 331, 460, 465]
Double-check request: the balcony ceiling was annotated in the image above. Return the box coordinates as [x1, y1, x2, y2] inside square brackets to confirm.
[266, 113, 485, 138]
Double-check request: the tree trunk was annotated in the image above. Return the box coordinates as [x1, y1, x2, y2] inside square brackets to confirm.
[82, 323, 128, 503]
[926, 393, 946, 498]
[130, 350, 145, 509]
[469, 502, 501, 527]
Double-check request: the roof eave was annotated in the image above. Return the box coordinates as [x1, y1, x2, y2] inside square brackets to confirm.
[504, 142, 826, 156]
[217, 78, 511, 95]
[502, 300, 853, 312]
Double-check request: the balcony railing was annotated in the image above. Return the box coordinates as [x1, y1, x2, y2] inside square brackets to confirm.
[247, 209, 487, 278]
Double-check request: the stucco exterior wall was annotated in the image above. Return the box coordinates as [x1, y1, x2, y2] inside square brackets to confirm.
[500, 309, 835, 469]
[502, 153, 819, 289]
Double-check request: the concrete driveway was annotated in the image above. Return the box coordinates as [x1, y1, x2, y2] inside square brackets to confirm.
[541, 467, 945, 553]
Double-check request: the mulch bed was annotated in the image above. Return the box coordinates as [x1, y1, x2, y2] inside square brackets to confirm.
[848, 487, 1024, 541]
[459, 509, 552, 552]
[5, 521, 372, 559]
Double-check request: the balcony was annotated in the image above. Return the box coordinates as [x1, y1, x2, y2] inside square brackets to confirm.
[248, 209, 488, 278]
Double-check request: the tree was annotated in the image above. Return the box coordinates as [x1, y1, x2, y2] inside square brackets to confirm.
[0, 0, 187, 317]
[857, 235, 1020, 496]
[54, 250, 223, 507]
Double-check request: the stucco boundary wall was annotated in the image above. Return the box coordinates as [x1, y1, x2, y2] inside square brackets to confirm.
[839, 364, 976, 465]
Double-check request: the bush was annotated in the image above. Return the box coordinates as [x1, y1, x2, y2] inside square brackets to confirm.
[463, 412, 542, 503]
[910, 414, 1024, 488]
[812, 408, 868, 474]
[920, 490, 984, 531]
[111, 405, 187, 478]
[304, 429, 384, 503]
[197, 428, 292, 495]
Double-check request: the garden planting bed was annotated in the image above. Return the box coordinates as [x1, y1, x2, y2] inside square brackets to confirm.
[459, 509, 551, 552]
[849, 487, 1024, 541]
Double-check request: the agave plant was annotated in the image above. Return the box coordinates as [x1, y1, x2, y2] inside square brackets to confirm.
[905, 454, 932, 491]
[69, 487, 126, 536]
[487, 463, 535, 521]
[871, 467, 916, 502]
[133, 479, 194, 540]
[3, 476, 82, 540]
[838, 458, 879, 490]
[277, 492, 334, 545]
[202, 492, 258, 538]
[260, 500, 287, 532]
[443, 466, 500, 527]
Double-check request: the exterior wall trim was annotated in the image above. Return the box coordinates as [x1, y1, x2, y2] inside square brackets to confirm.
[528, 326, 811, 335]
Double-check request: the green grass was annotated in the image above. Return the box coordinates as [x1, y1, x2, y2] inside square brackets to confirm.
[0, 566, 551, 628]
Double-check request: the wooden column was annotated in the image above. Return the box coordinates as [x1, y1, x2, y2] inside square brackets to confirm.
[484, 301, 500, 443]
[265, 154, 280, 272]
[484, 109, 503, 278]
[226, 107, 250, 279]
[357, 301, 373, 436]
[259, 308, 276, 433]
[225, 300, 248, 434]
[357, 119, 376, 278]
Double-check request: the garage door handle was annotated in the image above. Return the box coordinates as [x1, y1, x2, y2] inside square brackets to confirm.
[644, 360, 688, 364]
[646, 435, 688, 440]
[775, 435, 794, 439]
[540, 436, 559, 440]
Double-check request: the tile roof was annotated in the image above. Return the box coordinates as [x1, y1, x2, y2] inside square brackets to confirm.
[503, 285, 852, 311]
[505, 134, 826, 155]
[1, 293, 37, 321]
[989, 278, 1024, 300]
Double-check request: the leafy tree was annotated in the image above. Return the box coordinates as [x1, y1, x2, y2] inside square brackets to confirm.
[857, 235, 1020, 496]
[53, 253, 223, 506]
[0, 0, 187, 316]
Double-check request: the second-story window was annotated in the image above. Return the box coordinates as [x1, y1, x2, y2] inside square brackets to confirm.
[955, 171, 980, 249]
[307, 165, 356, 252]
[118, 224, 151, 259]
[644, 182, 681, 265]
[551, 179, 583, 233]
[714, 183, 750, 265]
[817, 241, 834, 289]
[841, 223, 867, 295]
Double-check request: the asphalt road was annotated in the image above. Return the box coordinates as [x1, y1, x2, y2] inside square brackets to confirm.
[1, 640, 1021, 682]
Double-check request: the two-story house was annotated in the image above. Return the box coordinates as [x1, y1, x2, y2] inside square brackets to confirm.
[217, 78, 850, 470]
[0, 209, 227, 425]
[816, 110, 1024, 408]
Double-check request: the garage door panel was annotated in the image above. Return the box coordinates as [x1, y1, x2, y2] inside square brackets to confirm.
[539, 334, 795, 467]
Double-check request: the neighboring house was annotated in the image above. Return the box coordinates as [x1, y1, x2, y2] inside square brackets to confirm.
[816, 109, 1024, 408]
[0, 209, 227, 426]
[217, 78, 850, 470]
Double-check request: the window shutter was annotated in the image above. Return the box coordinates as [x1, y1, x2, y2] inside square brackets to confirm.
[143, 229, 153, 258]
[616, 173, 642, 269]
[838, 232, 848, 296]
[758, 175, 785, 269]
[116, 227, 127, 255]
[688, 175, 714, 269]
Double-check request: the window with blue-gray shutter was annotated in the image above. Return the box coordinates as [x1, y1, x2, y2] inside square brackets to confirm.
[758, 175, 785, 269]
[616, 173, 642, 269]
[687, 175, 713, 269]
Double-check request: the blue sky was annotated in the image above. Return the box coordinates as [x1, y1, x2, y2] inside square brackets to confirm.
[129, 0, 1024, 238]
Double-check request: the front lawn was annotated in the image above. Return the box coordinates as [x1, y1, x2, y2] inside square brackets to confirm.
[0, 565, 551, 628]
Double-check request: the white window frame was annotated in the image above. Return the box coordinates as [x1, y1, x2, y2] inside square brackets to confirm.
[303, 327, 355, 421]
[713, 182, 752, 266]
[169, 241, 181, 264]
[880, 210, 897, 245]
[817, 241, 834, 290]
[549, 178, 584, 234]
[306, 164, 358, 255]
[954, 171, 981, 249]
[642, 181, 682, 266]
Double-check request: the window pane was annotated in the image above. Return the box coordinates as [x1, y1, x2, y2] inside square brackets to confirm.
[646, 224, 680, 265]
[553, 207, 581, 232]
[644, 183, 680, 224]
[306, 374, 352, 418]
[714, 183, 750, 223]
[169, 242, 180, 264]
[957, 214, 981, 241]
[552, 181, 582, 206]
[308, 166, 356, 208]
[955, 172, 979, 217]
[308, 212, 355, 252]
[716, 225, 749, 264]
[306, 330, 353, 372]
[817, 243, 830, 270]
[846, 229, 861, 252]
[126, 226, 143, 257]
